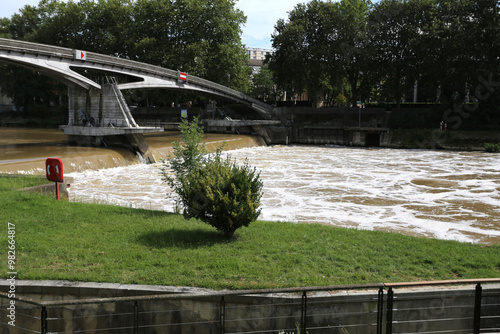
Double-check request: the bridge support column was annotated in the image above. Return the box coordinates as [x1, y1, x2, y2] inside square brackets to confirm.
[63, 83, 163, 162]
[68, 85, 98, 127]
[67, 82, 137, 128]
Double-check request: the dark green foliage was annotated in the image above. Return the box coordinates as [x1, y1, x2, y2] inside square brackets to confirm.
[161, 117, 207, 212]
[250, 66, 282, 103]
[269, 0, 500, 109]
[164, 117, 207, 178]
[182, 151, 263, 238]
[162, 118, 263, 238]
[484, 142, 500, 153]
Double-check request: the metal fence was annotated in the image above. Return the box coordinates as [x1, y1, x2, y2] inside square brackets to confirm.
[1, 279, 499, 334]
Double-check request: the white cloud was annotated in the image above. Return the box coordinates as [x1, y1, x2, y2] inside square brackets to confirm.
[236, 0, 301, 49]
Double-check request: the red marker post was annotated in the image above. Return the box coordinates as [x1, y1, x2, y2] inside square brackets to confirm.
[45, 158, 63, 200]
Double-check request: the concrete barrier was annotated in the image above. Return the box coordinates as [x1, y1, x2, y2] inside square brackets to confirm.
[1, 280, 498, 333]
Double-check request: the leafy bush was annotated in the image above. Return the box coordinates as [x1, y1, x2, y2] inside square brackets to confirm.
[162, 117, 208, 214]
[181, 151, 262, 238]
[162, 118, 263, 238]
[484, 142, 500, 153]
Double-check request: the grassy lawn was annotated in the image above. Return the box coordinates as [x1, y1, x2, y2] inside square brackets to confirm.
[1, 175, 499, 290]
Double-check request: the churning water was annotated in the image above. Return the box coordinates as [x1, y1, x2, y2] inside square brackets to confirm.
[1, 128, 498, 244]
[67, 145, 500, 244]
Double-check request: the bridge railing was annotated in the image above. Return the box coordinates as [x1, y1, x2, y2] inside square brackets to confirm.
[0, 37, 74, 59]
[84, 51, 272, 112]
[0, 38, 273, 113]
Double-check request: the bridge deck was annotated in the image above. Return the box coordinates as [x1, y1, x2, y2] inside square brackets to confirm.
[0, 38, 274, 118]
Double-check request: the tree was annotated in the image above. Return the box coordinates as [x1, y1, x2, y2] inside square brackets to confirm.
[132, 0, 250, 92]
[269, 0, 339, 107]
[250, 66, 282, 103]
[0, 65, 64, 117]
[268, 0, 373, 107]
[181, 151, 263, 238]
[163, 117, 207, 184]
[334, 0, 372, 106]
[428, 0, 500, 128]
[428, 0, 500, 104]
[367, 0, 430, 107]
[161, 118, 263, 238]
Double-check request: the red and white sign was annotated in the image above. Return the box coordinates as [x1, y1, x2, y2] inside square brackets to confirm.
[74, 49, 87, 61]
[178, 71, 188, 83]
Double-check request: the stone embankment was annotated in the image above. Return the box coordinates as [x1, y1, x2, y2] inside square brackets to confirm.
[257, 107, 500, 150]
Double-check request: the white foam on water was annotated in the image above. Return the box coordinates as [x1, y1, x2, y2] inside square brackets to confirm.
[67, 146, 500, 244]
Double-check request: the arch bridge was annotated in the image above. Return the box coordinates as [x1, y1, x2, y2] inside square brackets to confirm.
[0, 38, 275, 159]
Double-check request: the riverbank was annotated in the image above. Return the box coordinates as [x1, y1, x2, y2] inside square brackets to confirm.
[1, 175, 498, 290]
[266, 107, 500, 149]
[387, 129, 500, 151]
[287, 126, 500, 151]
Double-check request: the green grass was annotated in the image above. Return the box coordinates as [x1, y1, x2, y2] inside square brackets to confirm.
[0, 174, 52, 191]
[1, 175, 499, 290]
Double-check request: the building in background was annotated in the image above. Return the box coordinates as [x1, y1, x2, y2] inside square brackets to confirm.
[246, 47, 273, 75]
[245, 47, 290, 104]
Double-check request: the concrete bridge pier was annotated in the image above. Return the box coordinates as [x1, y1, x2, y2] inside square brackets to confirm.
[66, 80, 138, 128]
[61, 81, 163, 162]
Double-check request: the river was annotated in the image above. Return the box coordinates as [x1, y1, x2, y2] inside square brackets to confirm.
[1, 127, 499, 244]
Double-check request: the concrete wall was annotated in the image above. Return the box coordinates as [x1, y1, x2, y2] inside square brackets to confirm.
[287, 126, 391, 147]
[1, 281, 498, 334]
[21, 179, 72, 200]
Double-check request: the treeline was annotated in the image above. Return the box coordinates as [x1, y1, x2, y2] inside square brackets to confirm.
[1, 0, 499, 128]
[268, 0, 500, 111]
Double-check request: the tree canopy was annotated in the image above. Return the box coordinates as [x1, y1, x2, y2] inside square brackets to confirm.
[1, 0, 500, 110]
[268, 0, 500, 108]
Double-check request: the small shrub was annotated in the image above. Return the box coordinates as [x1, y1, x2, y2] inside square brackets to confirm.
[182, 150, 263, 238]
[161, 118, 263, 238]
[484, 142, 500, 153]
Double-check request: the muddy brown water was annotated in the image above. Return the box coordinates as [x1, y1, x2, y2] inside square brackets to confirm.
[1, 127, 499, 244]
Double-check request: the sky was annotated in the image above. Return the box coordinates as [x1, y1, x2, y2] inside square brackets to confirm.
[0, 0, 300, 50]
[236, 0, 300, 49]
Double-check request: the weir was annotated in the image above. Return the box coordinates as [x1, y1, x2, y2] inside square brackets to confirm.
[0, 128, 266, 174]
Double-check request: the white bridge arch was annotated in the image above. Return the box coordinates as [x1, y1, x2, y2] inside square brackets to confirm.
[0, 38, 274, 119]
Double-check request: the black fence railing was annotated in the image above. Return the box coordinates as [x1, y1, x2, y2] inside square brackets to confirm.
[1, 279, 499, 334]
